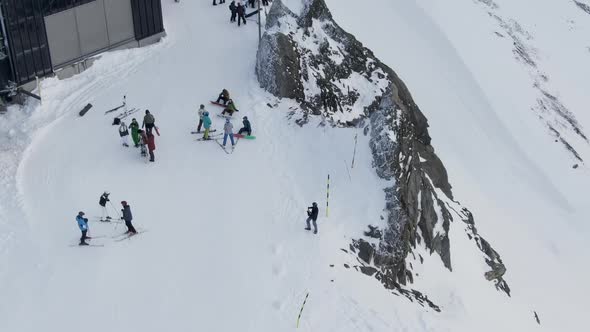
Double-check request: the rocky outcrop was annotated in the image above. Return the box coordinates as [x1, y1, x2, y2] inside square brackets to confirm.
[257, 0, 510, 300]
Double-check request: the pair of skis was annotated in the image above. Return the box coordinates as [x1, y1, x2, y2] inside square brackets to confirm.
[71, 230, 147, 247]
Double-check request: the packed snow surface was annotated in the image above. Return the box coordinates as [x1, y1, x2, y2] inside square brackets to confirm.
[0, 0, 589, 331]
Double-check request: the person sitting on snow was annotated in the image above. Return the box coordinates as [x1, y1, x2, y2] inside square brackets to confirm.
[216, 89, 230, 105]
[221, 99, 238, 116]
[238, 116, 251, 136]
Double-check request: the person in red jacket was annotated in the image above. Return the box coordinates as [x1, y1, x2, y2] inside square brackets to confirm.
[146, 132, 156, 162]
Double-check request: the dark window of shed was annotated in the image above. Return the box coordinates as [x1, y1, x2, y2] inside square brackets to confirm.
[41, 0, 96, 16]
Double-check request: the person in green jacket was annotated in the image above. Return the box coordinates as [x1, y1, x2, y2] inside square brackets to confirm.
[221, 99, 238, 116]
[130, 118, 140, 147]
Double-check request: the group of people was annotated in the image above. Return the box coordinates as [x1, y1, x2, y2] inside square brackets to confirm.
[76, 192, 137, 246]
[214, 0, 272, 27]
[118, 110, 157, 162]
[208, 88, 253, 147]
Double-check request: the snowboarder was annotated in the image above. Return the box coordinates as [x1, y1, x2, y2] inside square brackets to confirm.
[221, 99, 238, 116]
[216, 89, 230, 105]
[197, 104, 206, 133]
[130, 118, 140, 147]
[99, 191, 111, 221]
[306, 202, 319, 234]
[146, 132, 156, 162]
[120, 201, 137, 234]
[119, 121, 130, 147]
[238, 116, 252, 136]
[229, 1, 237, 22]
[223, 118, 235, 147]
[142, 110, 156, 135]
[76, 211, 89, 246]
[203, 111, 213, 140]
[237, 3, 246, 26]
[138, 129, 148, 158]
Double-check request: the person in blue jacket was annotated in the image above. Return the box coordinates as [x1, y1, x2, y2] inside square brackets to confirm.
[121, 201, 137, 234]
[76, 211, 89, 245]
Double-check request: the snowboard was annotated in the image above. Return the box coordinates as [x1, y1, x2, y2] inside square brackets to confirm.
[79, 103, 93, 117]
[217, 114, 233, 119]
[210, 101, 227, 107]
[233, 133, 255, 139]
[191, 129, 217, 134]
[245, 9, 261, 18]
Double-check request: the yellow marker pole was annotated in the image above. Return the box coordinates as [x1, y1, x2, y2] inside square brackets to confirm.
[296, 292, 310, 328]
[326, 174, 330, 218]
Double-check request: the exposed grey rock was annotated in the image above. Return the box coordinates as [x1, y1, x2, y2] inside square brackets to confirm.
[574, 1, 590, 14]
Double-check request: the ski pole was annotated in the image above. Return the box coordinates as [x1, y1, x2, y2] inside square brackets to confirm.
[109, 201, 123, 231]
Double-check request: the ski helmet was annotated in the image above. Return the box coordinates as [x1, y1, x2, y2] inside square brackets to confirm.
[145, 110, 150, 114]
[78, 211, 85, 216]
[312, 202, 317, 207]
[103, 191, 110, 195]
[204, 112, 209, 116]
[200, 104, 204, 109]
[121, 201, 127, 206]
[225, 118, 230, 122]
[243, 116, 248, 120]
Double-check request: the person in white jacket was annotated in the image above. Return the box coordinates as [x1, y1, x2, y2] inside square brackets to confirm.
[119, 121, 130, 147]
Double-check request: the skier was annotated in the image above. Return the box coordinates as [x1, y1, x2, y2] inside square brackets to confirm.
[305, 202, 319, 234]
[147, 132, 156, 162]
[138, 129, 148, 158]
[203, 111, 213, 140]
[223, 118, 236, 147]
[120, 201, 137, 234]
[76, 211, 89, 246]
[119, 121, 130, 147]
[197, 104, 206, 133]
[130, 118, 140, 147]
[142, 110, 156, 135]
[216, 89, 230, 105]
[229, 1, 237, 22]
[237, 2, 246, 26]
[221, 99, 238, 116]
[99, 191, 111, 221]
[238, 116, 252, 136]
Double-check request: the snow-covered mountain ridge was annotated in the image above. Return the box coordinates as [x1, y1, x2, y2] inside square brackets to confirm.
[257, 0, 509, 302]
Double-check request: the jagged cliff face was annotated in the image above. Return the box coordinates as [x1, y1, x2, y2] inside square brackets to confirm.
[257, 0, 509, 302]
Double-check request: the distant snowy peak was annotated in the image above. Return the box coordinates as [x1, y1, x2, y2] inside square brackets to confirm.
[476, 0, 589, 163]
[257, 0, 510, 305]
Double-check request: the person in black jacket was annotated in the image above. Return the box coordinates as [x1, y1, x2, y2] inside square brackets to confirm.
[229, 1, 237, 22]
[120, 201, 137, 234]
[306, 202, 319, 234]
[237, 3, 246, 26]
[99, 191, 111, 221]
[238, 116, 252, 136]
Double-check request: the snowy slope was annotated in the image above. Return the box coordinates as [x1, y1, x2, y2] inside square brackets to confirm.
[1, 0, 589, 331]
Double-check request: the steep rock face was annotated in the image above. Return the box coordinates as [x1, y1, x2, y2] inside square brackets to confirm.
[257, 0, 509, 299]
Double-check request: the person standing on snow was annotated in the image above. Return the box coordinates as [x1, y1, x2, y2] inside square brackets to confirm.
[202, 111, 213, 140]
[229, 1, 237, 22]
[146, 132, 156, 162]
[238, 116, 252, 136]
[119, 121, 130, 147]
[76, 211, 90, 246]
[99, 191, 111, 221]
[138, 129, 148, 158]
[142, 110, 156, 135]
[221, 99, 238, 116]
[120, 201, 137, 234]
[305, 202, 319, 234]
[130, 118, 140, 147]
[197, 104, 206, 133]
[216, 89, 230, 105]
[223, 118, 235, 147]
[237, 2, 246, 26]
